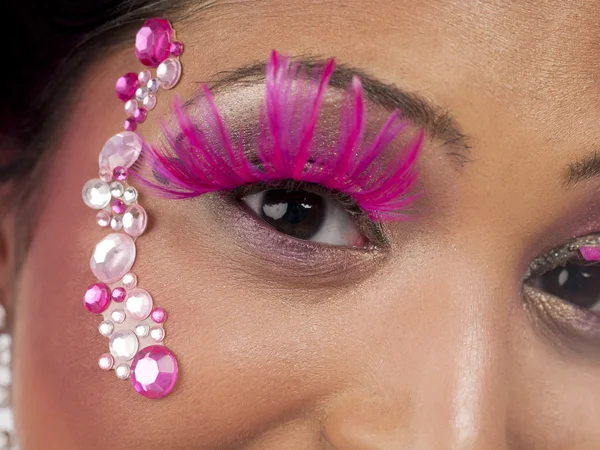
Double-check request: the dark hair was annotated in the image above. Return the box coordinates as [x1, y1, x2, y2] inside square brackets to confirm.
[0, 1, 211, 212]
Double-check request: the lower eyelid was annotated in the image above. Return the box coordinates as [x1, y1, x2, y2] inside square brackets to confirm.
[206, 193, 386, 288]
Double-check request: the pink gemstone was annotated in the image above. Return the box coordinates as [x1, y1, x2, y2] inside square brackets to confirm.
[112, 287, 127, 303]
[90, 233, 136, 284]
[83, 283, 111, 314]
[156, 57, 182, 90]
[99, 168, 112, 182]
[124, 118, 137, 131]
[131, 346, 178, 399]
[135, 18, 173, 67]
[151, 307, 166, 324]
[133, 108, 147, 123]
[112, 199, 126, 214]
[113, 166, 128, 181]
[99, 132, 143, 172]
[116, 73, 140, 102]
[169, 41, 183, 56]
[123, 204, 147, 237]
[581, 246, 600, 261]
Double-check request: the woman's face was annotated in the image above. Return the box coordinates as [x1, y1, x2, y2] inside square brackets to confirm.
[5, 0, 600, 448]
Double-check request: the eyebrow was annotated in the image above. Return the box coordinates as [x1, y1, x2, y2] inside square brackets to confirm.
[566, 152, 600, 186]
[193, 56, 472, 165]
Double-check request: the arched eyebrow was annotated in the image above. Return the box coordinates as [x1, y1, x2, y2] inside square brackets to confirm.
[186, 56, 472, 166]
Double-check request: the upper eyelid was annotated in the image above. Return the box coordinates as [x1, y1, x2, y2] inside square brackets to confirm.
[526, 234, 600, 278]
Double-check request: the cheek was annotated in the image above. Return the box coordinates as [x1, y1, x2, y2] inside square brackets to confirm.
[10, 149, 356, 447]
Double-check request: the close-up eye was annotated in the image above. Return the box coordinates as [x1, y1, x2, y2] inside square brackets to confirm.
[240, 188, 367, 247]
[525, 241, 600, 312]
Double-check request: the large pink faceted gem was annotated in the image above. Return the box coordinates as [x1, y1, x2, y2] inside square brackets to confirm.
[135, 18, 173, 67]
[98, 132, 143, 173]
[131, 346, 178, 399]
[115, 73, 139, 102]
[83, 283, 111, 314]
[90, 233, 136, 284]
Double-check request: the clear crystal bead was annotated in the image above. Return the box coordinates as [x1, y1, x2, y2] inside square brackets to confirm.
[150, 327, 165, 342]
[122, 273, 138, 289]
[135, 323, 150, 338]
[125, 289, 153, 321]
[111, 309, 126, 324]
[123, 187, 138, 204]
[142, 94, 157, 110]
[110, 215, 123, 231]
[82, 179, 111, 209]
[138, 70, 151, 84]
[98, 320, 114, 337]
[124, 99, 138, 116]
[96, 210, 111, 227]
[147, 78, 160, 93]
[98, 354, 114, 371]
[156, 57, 182, 90]
[123, 205, 147, 237]
[110, 181, 124, 198]
[109, 330, 139, 360]
[135, 86, 149, 101]
[115, 364, 131, 380]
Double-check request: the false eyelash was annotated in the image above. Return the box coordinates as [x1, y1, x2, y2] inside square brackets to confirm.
[133, 50, 424, 221]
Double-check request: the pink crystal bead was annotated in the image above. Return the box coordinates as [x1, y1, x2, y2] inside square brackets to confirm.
[170, 41, 183, 56]
[99, 168, 112, 182]
[116, 73, 140, 102]
[581, 246, 600, 261]
[138, 70, 151, 84]
[113, 166, 128, 181]
[112, 199, 126, 214]
[124, 118, 137, 131]
[83, 283, 111, 314]
[131, 346, 178, 399]
[124, 99, 138, 116]
[151, 307, 166, 324]
[133, 108, 147, 123]
[123, 204, 147, 237]
[135, 18, 173, 67]
[96, 210, 111, 227]
[156, 57, 182, 90]
[112, 287, 127, 303]
[99, 132, 143, 172]
[142, 94, 157, 110]
[90, 233, 136, 284]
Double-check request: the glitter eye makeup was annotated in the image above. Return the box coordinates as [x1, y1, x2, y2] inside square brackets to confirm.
[134, 51, 424, 250]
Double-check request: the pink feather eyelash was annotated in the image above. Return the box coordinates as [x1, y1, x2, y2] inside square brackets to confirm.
[135, 50, 424, 221]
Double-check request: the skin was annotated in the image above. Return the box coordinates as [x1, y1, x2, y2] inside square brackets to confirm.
[2, 0, 600, 448]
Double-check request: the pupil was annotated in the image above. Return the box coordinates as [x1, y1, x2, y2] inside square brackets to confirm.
[538, 263, 600, 309]
[260, 189, 326, 240]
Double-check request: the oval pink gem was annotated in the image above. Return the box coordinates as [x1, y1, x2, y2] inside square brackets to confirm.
[83, 283, 111, 314]
[123, 205, 147, 237]
[90, 233, 136, 284]
[115, 72, 139, 102]
[98, 132, 143, 173]
[135, 18, 173, 67]
[131, 346, 178, 399]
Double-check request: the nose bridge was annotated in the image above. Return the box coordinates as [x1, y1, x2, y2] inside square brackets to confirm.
[323, 249, 513, 449]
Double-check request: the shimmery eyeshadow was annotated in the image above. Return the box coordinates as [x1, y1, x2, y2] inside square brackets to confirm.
[134, 50, 423, 221]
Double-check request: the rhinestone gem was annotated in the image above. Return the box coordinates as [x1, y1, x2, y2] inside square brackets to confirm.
[98, 320, 114, 337]
[138, 70, 151, 84]
[170, 41, 183, 56]
[156, 57, 182, 90]
[124, 118, 137, 131]
[135, 86, 149, 101]
[123, 205, 147, 237]
[123, 187, 138, 204]
[98, 354, 114, 371]
[110, 181, 124, 198]
[83, 283, 111, 314]
[99, 168, 112, 182]
[99, 132, 143, 172]
[151, 307, 166, 324]
[147, 78, 160, 93]
[112, 287, 127, 303]
[113, 166, 128, 182]
[133, 108, 147, 123]
[112, 199, 126, 215]
[135, 323, 150, 338]
[110, 216, 123, 231]
[142, 94, 157, 110]
[125, 289, 153, 321]
[82, 179, 111, 209]
[115, 364, 131, 380]
[96, 210, 111, 227]
[115, 73, 139, 102]
[111, 309, 126, 324]
[109, 330, 139, 360]
[135, 18, 173, 67]
[90, 233, 136, 283]
[131, 346, 178, 399]
[122, 273, 138, 289]
[124, 99, 138, 116]
[150, 327, 165, 342]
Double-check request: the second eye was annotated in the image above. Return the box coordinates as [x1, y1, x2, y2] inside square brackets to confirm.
[240, 189, 367, 247]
